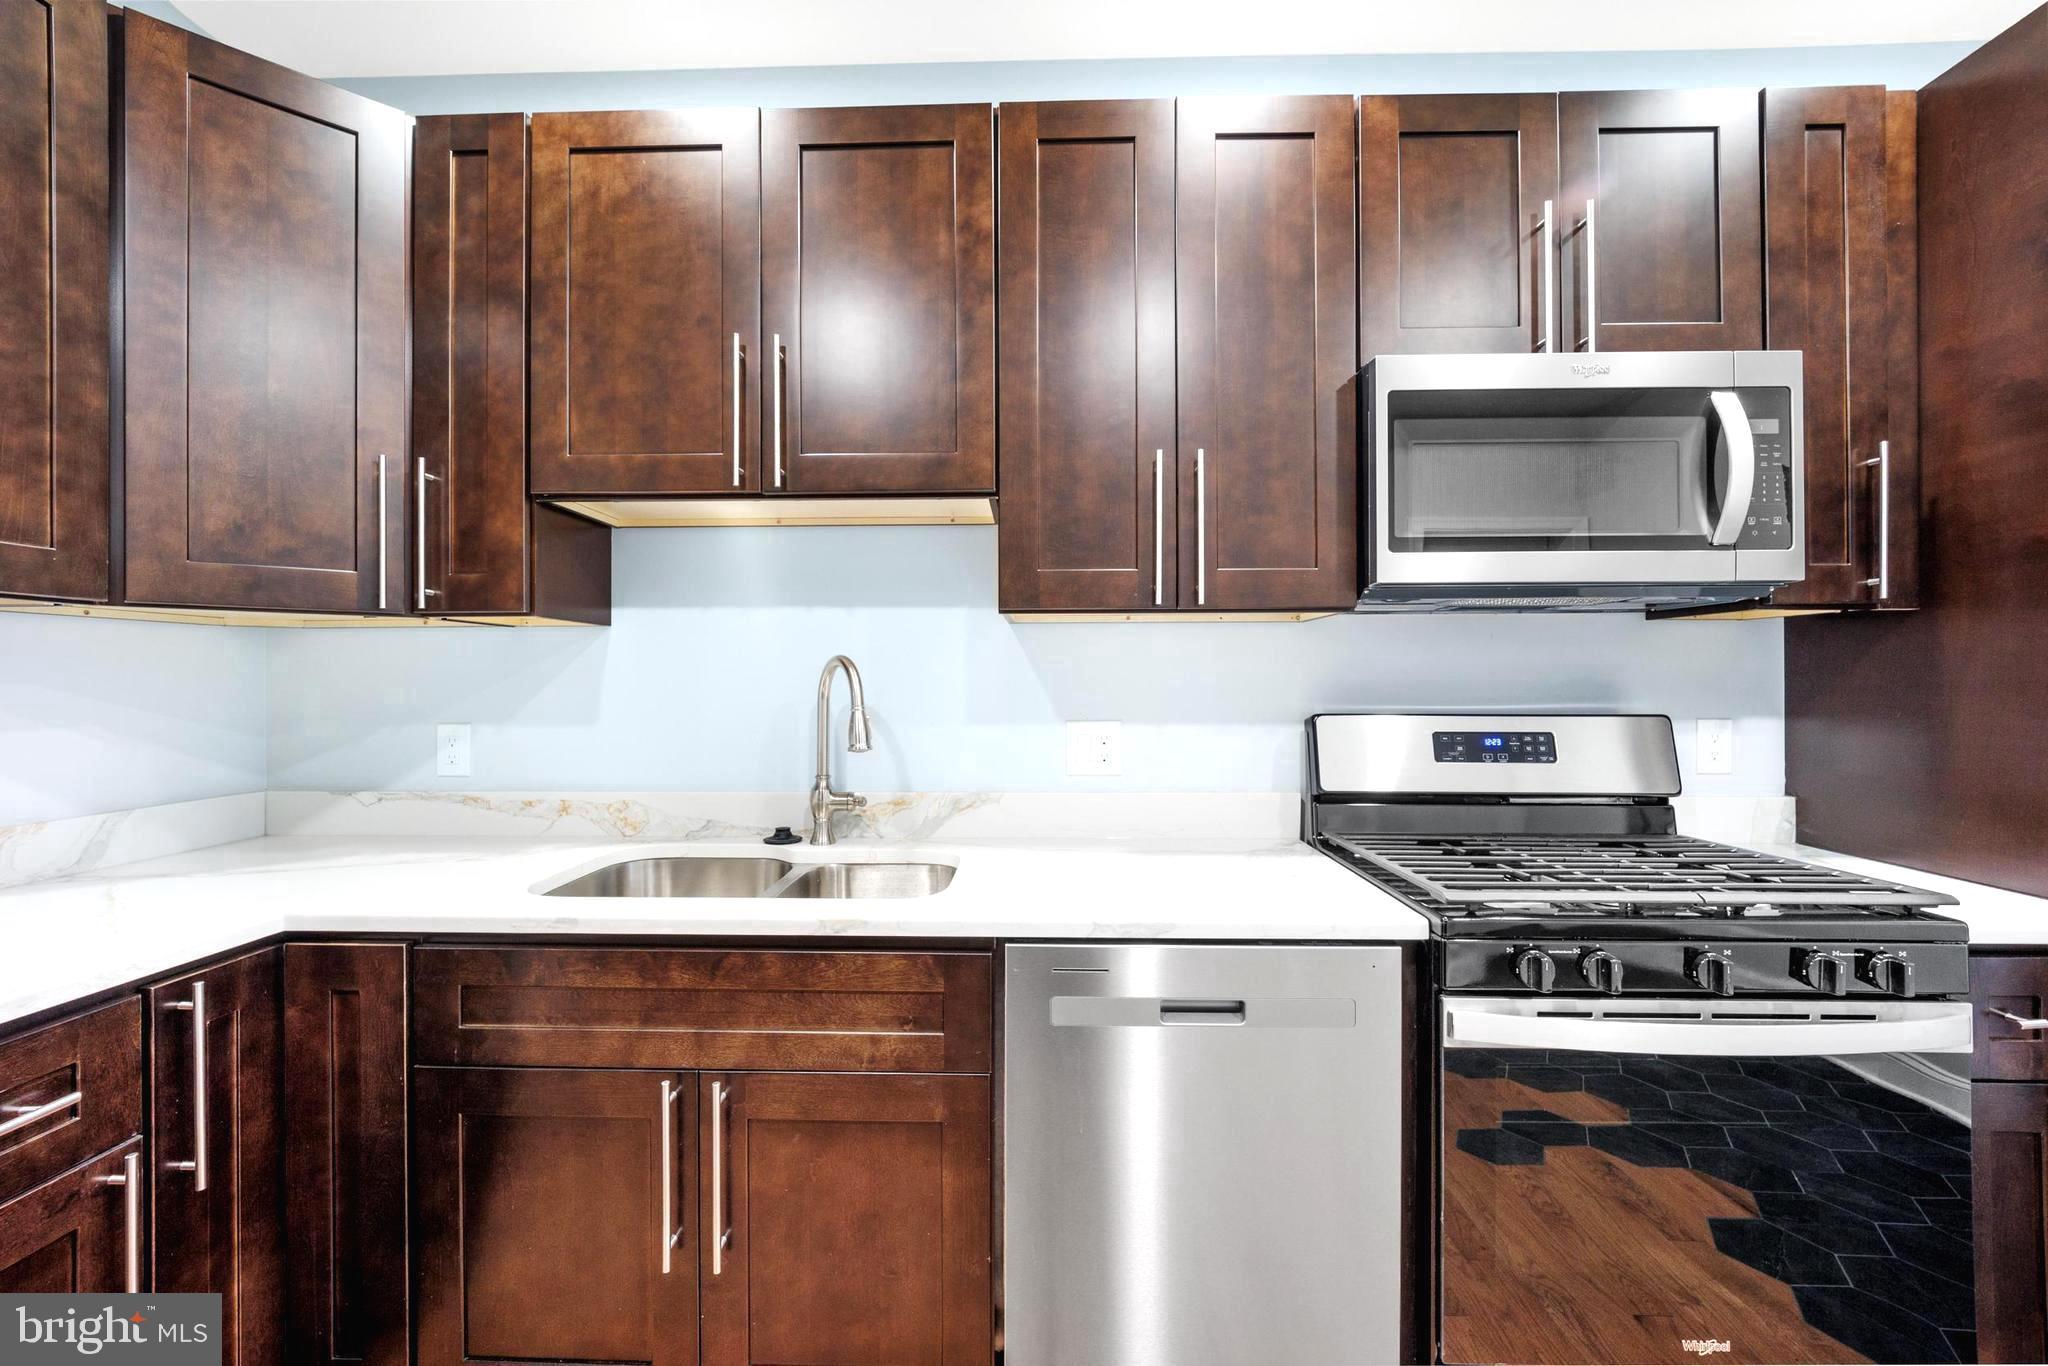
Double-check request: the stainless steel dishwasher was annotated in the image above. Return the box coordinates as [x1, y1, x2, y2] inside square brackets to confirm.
[1004, 943, 1405, 1366]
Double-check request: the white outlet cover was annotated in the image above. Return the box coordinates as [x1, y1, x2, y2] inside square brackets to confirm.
[1065, 721, 1123, 777]
[437, 723, 473, 778]
[1695, 719, 1734, 776]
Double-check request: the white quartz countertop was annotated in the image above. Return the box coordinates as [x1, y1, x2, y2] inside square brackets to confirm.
[0, 834, 1432, 1028]
[1749, 840, 2048, 952]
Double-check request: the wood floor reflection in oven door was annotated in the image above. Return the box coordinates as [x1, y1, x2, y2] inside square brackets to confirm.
[1438, 996, 1976, 1366]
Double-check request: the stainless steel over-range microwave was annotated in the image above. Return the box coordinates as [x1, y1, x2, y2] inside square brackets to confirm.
[1357, 350, 1804, 611]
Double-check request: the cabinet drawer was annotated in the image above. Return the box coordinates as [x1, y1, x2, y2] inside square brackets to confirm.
[1974, 954, 2048, 1080]
[413, 947, 993, 1073]
[0, 998, 142, 1204]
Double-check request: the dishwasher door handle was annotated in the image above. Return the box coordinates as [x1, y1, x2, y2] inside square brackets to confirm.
[1050, 996, 1355, 1029]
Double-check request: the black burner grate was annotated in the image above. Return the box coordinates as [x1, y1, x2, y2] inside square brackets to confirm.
[1329, 833, 1957, 910]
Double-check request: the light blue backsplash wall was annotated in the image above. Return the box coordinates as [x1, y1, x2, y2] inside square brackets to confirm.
[264, 528, 1786, 796]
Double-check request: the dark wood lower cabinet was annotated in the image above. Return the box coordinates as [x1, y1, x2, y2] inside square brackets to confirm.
[1974, 1082, 2048, 1363]
[283, 943, 409, 1366]
[700, 1071, 992, 1366]
[415, 1066, 699, 1366]
[148, 947, 284, 1366]
[0, 1140, 141, 1293]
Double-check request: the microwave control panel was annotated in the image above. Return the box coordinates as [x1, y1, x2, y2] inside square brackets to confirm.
[1735, 391, 1795, 550]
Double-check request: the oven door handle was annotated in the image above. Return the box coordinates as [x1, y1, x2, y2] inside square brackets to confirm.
[1708, 389, 1756, 546]
[1444, 1002, 1972, 1057]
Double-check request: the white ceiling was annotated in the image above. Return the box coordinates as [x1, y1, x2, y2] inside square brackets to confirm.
[169, 0, 2036, 79]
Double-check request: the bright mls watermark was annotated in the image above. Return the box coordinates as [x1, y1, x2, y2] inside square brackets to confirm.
[2, 1297, 219, 1362]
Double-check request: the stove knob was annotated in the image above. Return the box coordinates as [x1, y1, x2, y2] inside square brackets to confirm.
[1802, 949, 1856, 997]
[1579, 949, 1625, 995]
[1864, 950, 1917, 998]
[1691, 949, 1736, 997]
[1514, 949, 1558, 994]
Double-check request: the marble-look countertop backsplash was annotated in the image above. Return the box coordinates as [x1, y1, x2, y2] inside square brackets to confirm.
[0, 788, 1797, 890]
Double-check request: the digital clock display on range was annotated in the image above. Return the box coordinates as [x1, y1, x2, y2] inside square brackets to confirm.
[1432, 731, 1557, 764]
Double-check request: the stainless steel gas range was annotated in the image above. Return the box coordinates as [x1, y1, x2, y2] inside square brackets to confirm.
[1305, 713, 1976, 1366]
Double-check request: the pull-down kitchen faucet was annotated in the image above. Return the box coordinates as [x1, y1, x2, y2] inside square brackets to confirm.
[809, 655, 872, 845]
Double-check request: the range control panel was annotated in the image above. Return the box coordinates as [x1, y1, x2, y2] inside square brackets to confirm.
[1433, 731, 1557, 764]
[1734, 395, 1795, 551]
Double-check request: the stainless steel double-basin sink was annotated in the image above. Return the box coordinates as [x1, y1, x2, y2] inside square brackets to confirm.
[543, 855, 955, 900]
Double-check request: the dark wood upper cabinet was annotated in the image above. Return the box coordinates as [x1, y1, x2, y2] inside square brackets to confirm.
[0, 0, 109, 604]
[415, 113, 611, 622]
[997, 99, 1177, 612]
[283, 943, 409, 1366]
[1177, 96, 1358, 612]
[1765, 86, 1919, 611]
[147, 946, 284, 1366]
[1558, 89, 1764, 353]
[698, 1071, 991, 1366]
[762, 104, 995, 495]
[415, 1066, 698, 1366]
[118, 11, 409, 614]
[530, 108, 761, 497]
[0, 1141, 142, 1294]
[1359, 94, 1560, 359]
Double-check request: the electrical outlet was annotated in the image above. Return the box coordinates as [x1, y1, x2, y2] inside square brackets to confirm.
[436, 723, 472, 777]
[1065, 721, 1123, 777]
[1696, 719, 1734, 776]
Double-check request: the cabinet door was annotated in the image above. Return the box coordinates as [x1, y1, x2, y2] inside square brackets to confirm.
[415, 1067, 696, 1366]
[997, 99, 1177, 612]
[283, 944, 408, 1366]
[0, 1141, 142, 1294]
[1763, 86, 1892, 608]
[530, 108, 761, 496]
[1359, 94, 1560, 359]
[148, 946, 283, 1365]
[1974, 1082, 2045, 1363]
[699, 1072, 991, 1366]
[1559, 89, 1763, 352]
[119, 12, 409, 613]
[1177, 96, 1358, 612]
[0, 0, 108, 603]
[413, 114, 531, 613]
[763, 104, 995, 495]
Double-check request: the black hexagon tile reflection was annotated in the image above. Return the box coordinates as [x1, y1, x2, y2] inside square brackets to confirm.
[1448, 1048, 1975, 1364]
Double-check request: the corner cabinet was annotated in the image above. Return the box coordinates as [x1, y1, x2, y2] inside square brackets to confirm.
[999, 97, 1358, 615]
[763, 105, 996, 496]
[1763, 87, 1921, 610]
[0, 0, 110, 605]
[117, 13, 410, 615]
[414, 113, 610, 622]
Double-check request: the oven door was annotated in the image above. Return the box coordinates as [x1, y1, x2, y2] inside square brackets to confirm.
[1439, 996, 1973, 1366]
[1367, 352, 1803, 590]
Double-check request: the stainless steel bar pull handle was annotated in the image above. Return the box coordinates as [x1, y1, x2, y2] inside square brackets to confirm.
[1195, 448, 1207, 606]
[711, 1080, 733, 1274]
[100, 1151, 141, 1292]
[659, 1079, 677, 1274]
[1535, 199, 1555, 353]
[1989, 1006, 2048, 1030]
[771, 334, 786, 488]
[731, 332, 744, 487]
[1863, 439, 1891, 600]
[1152, 450, 1164, 606]
[1575, 198, 1598, 353]
[166, 981, 207, 1191]
[375, 455, 389, 610]
[0, 1089, 82, 1138]
[415, 458, 440, 611]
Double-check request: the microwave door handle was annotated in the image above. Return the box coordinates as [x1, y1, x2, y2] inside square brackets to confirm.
[1708, 389, 1756, 546]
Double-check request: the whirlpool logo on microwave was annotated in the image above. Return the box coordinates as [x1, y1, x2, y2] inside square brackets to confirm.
[1681, 1337, 1734, 1356]
[1570, 362, 1613, 378]
[3, 1297, 219, 1362]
